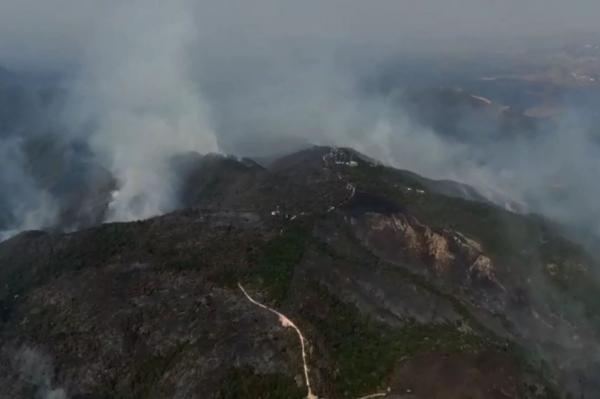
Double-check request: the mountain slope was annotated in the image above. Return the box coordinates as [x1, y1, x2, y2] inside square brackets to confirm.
[1, 147, 598, 399]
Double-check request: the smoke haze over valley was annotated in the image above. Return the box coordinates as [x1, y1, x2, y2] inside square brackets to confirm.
[1, 1, 600, 241]
[0, 1, 599, 244]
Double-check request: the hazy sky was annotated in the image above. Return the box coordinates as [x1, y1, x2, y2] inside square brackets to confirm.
[1, 0, 600, 70]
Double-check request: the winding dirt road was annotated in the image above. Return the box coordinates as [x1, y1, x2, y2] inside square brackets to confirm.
[238, 283, 317, 399]
[238, 283, 390, 399]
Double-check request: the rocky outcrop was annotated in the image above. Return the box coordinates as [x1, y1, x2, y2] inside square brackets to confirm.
[351, 212, 501, 292]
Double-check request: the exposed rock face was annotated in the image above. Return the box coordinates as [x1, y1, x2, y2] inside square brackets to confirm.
[351, 213, 501, 292]
[0, 146, 599, 398]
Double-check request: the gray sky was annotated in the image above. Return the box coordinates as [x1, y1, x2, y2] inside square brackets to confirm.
[1, 0, 600, 70]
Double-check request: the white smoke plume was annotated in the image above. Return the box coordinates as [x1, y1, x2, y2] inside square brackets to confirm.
[67, 0, 218, 221]
[13, 346, 68, 399]
[0, 137, 59, 240]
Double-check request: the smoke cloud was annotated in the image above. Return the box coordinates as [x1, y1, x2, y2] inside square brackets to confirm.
[13, 346, 68, 399]
[0, 137, 59, 241]
[1, 2, 600, 397]
[67, 0, 218, 221]
[0, 0, 599, 241]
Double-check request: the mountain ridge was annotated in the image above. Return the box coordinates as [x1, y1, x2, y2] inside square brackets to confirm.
[1, 146, 598, 398]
